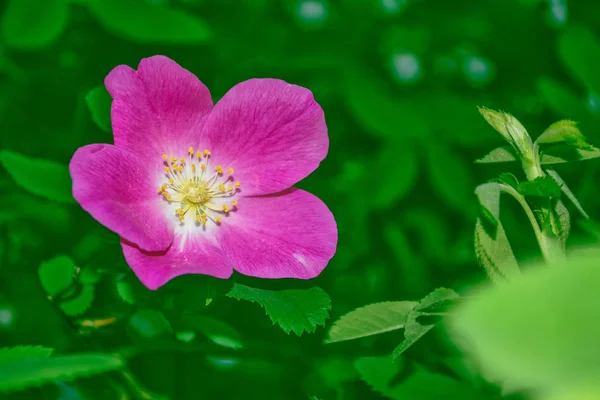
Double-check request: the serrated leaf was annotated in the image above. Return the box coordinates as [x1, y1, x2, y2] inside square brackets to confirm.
[325, 301, 418, 344]
[60, 285, 94, 317]
[475, 146, 518, 163]
[477, 107, 532, 157]
[540, 145, 600, 164]
[558, 25, 600, 94]
[0, 0, 69, 50]
[517, 176, 562, 199]
[85, 85, 112, 133]
[129, 309, 172, 339]
[38, 255, 76, 297]
[536, 77, 583, 118]
[183, 315, 242, 349]
[0, 150, 74, 204]
[354, 357, 485, 400]
[371, 145, 418, 209]
[0, 353, 124, 393]
[448, 253, 600, 392]
[392, 288, 459, 359]
[473, 183, 521, 281]
[87, 0, 212, 44]
[536, 120, 592, 150]
[227, 284, 331, 336]
[494, 172, 519, 189]
[0, 347, 53, 364]
[552, 200, 570, 249]
[546, 170, 589, 219]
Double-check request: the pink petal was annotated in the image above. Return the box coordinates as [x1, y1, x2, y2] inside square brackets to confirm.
[105, 55, 213, 159]
[201, 79, 328, 196]
[218, 188, 337, 279]
[70, 144, 173, 252]
[121, 235, 232, 290]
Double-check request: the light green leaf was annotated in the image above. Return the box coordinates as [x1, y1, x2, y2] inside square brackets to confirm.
[546, 169, 588, 219]
[116, 277, 148, 305]
[536, 77, 583, 118]
[475, 146, 518, 164]
[87, 0, 212, 44]
[558, 25, 600, 94]
[0, 150, 74, 204]
[0, 353, 124, 393]
[183, 315, 242, 349]
[391, 288, 459, 359]
[447, 253, 600, 392]
[540, 145, 600, 164]
[473, 183, 521, 282]
[354, 356, 485, 400]
[227, 284, 331, 336]
[60, 284, 95, 317]
[85, 85, 112, 132]
[0, 347, 53, 364]
[129, 310, 172, 339]
[38, 256, 76, 297]
[477, 107, 532, 158]
[517, 176, 562, 199]
[0, 0, 69, 50]
[536, 120, 592, 149]
[325, 301, 418, 344]
[551, 200, 570, 249]
[371, 145, 418, 209]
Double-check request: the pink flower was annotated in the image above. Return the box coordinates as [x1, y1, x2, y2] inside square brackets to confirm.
[70, 56, 337, 290]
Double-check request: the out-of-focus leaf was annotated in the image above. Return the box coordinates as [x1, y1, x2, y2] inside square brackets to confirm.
[558, 25, 600, 94]
[475, 146, 517, 164]
[383, 224, 429, 295]
[536, 120, 591, 149]
[60, 285, 94, 317]
[354, 356, 485, 400]
[0, 353, 124, 393]
[426, 142, 473, 213]
[551, 200, 570, 249]
[325, 301, 417, 344]
[392, 288, 459, 359]
[87, 0, 212, 44]
[0, 0, 69, 50]
[182, 315, 242, 349]
[517, 176, 562, 199]
[85, 85, 112, 133]
[540, 145, 600, 164]
[448, 253, 600, 392]
[129, 310, 172, 339]
[0, 150, 74, 204]
[227, 284, 331, 336]
[38, 256, 76, 297]
[0, 347, 53, 364]
[474, 183, 521, 282]
[546, 169, 588, 219]
[537, 77, 583, 118]
[116, 277, 148, 305]
[371, 145, 418, 209]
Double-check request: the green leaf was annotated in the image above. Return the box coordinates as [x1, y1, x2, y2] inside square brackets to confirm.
[546, 169, 588, 219]
[182, 315, 242, 349]
[517, 176, 562, 199]
[325, 301, 418, 344]
[426, 142, 473, 213]
[0, 0, 69, 50]
[227, 284, 331, 336]
[391, 288, 459, 359]
[371, 145, 418, 209]
[536, 77, 583, 118]
[87, 0, 212, 44]
[558, 25, 600, 94]
[0, 150, 74, 204]
[60, 284, 95, 317]
[474, 183, 521, 282]
[475, 146, 518, 164]
[85, 85, 112, 133]
[536, 120, 592, 149]
[0, 347, 53, 364]
[354, 356, 485, 400]
[477, 107, 532, 157]
[540, 145, 600, 164]
[38, 255, 76, 297]
[116, 277, 147, 305]
[0, 353, 124, 393]
[129, 309, 172, 339]
[448, 253, 600, 392]
[551, 200, 570, 249]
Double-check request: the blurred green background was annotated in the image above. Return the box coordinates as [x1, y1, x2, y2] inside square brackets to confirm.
[1, 0, 600, 399]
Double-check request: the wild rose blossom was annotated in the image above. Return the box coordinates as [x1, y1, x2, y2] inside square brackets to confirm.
[69, 56, 337, 290]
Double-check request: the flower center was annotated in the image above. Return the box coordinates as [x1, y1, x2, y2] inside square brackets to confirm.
[157, 147, 240, 227]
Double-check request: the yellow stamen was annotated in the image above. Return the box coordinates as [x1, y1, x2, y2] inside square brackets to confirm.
[164, 167, 171, 173]
[227, 184, 233, 191]
[234, 181, 241, 188]
[222, 204, 230, 213]
[180, 157, 185, 163]
[188, 147, 194, 155]
[191, 164, 196, 172]
[232, 200, 238, 207]
[171, 156, 178, 162]
[215, 217, 221, 223]
[200, 164, 206, 171]
[218, 184, 226, 193]
[227, 167, 234, 175]
[196, 150, 202, 158]
[162, 154, 169, 161]
[203, 149, 211, 157]
[215, 165, 223, 174]
[169, 179, 174, 184]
